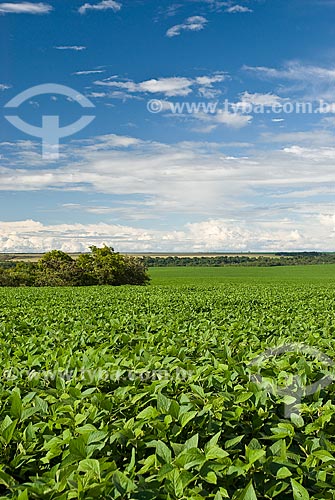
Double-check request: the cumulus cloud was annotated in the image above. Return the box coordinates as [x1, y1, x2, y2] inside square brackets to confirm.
[95, 77, 194, 97]
[0, 84, 10, 90]
[0, 2, 52, 14]
[166, 16, 208, 37]
[78, 0, 121, 14]
[0, 216, 333, 253]
[1, 133, 334, 251]
[95, 73, 226, 97]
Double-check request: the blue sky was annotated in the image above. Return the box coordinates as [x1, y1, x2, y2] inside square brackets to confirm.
[0, 0, 334, 252]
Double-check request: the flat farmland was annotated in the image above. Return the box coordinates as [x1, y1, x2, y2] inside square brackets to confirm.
[149, 264, 335, 285]
[0, 266, 334, 498]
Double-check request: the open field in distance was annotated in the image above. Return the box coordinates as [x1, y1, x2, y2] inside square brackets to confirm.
[1, 252, 333, 262]
[149, 263, 335, 284]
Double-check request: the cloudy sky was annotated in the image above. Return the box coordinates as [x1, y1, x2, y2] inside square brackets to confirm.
[0, 0, 334, 252]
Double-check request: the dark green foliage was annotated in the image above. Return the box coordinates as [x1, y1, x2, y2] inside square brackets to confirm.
[144, 253, 335, 268]
[35, 250, 83, 287]
[0, 277, 334, 498]
[77, 246, 150, 286]
[0, 247, 149, 287]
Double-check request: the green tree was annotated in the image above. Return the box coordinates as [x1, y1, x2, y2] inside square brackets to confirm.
[8, 262, 37, 286]
[0, 247, 150, 287]
[77, 246, 149, 286]
[0, 267, 14, 286]
[36, 250, 83, 286]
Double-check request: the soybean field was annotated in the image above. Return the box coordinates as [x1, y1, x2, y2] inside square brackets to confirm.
[0, 265, 335, 499]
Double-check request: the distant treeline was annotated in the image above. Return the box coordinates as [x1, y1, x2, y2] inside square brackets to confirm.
[0, 246, 149, 287]
[143, 252, 335, 267]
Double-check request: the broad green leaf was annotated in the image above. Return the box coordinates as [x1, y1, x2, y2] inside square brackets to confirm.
[237, 481, 258, 500]
[1, 418, 17, 445]
[78, 458, 101, 479]
[69, 437, 87, 459]
[180, 411, 197, 428]
[225, 435, 244, 449]
[206, 445, 229, 461]
[156, 441, 172, 464]
[277, 466, 292, 479]
[175, 448, 205, 469]
[291, 479, 310, 500]
[172, 469, 184, 498]
[10, 390, 22, 420]
[0, 468, 16, 488]
[245, 447, 265, 465]
[204, 471, 217, 484]
[236, 392, 253, 403]
[205, 431, 221, 453]
[113, 471, 135, 495]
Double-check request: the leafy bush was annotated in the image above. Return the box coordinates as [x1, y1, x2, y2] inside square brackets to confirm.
[0, 247, 149, 287]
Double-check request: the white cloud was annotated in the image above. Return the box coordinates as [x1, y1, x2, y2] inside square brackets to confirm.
[243, 61, 335, 81]
[238, 91, 285, 106]
[0, 216, 333, 253]
[232, 91, 286, 112]
[2, 133, 334, 196]
[225, 5, 252, 13]
[166, 16, 208, 37]
[90, 134, 142, 148]
[196, 74, 227, 97]
[322, 116, 335, 127]
[0, 84, 10, 90]
[195, 75, 226, 86]
[0, 2, 52, 14]
[95, 74, 226, 97]
[55, 46, 86, 51]
[1, 133, 335, 251]
[194, 110, 252, 130]
[190, 0, 228, 11]
[78, 0, 121, 14]
[243, 61, 335, 101]
[95, 76, 194, 97]
[191, 1, 253, 13]
[87, 91, 108, 98]
[283, 145, 335, 160]
[73, 69, 105, 75]
[271, 187, 334, 199]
